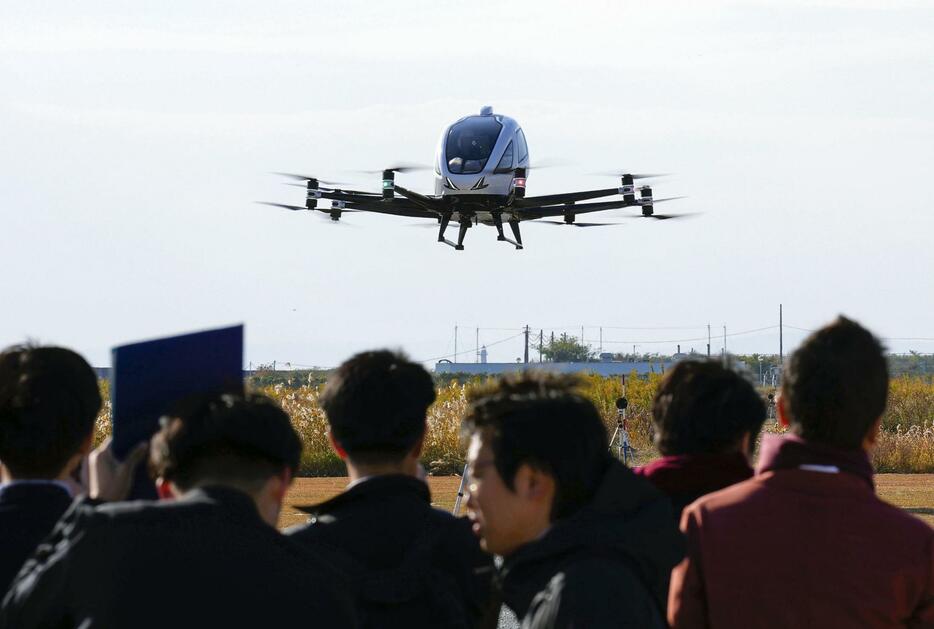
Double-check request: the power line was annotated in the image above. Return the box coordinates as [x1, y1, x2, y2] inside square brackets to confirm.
[417, 330, 525, 363]
[596, 325, 780, 346]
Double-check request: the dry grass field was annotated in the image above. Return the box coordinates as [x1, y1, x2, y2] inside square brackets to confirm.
[280, 473, 934, 530]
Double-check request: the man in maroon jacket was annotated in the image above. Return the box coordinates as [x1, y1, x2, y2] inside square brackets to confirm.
[669, 316, 934, 629]
[634, 360, 766, 521]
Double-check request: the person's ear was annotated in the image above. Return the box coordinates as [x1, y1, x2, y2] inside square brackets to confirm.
[776, 393, 790, 429]
[275, 468, 293, 502]
[513, 463, 554, 505]
[411, 430, 426, 459]
[862, 417, 883, 452]
[78, 433, 94, 456]
[328, 432, 348, 460]
[155, 478, 176, 501]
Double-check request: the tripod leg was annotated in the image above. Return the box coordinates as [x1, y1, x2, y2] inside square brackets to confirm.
[452, 463, 470, 515]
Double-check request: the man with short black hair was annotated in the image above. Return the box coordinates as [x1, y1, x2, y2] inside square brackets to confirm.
[464, 372, 684, 629]
[0, 345, 112, 593]
[669, 316, 934, 628]
[1, 393, 357, 628]
[288, 350, 493, 628]
[634, 360, 766, 518]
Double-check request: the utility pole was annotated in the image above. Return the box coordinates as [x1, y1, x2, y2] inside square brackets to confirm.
[524, 325, 530, 364]
[454, 324, 458, 363]
[600, 327, 603, 354]
[723, 325, 727, 356]
[581, 325, 585, 345]
[476, 327, 479, 363]
[779, 304, 783, 364]
[539, 330, 544, 362]
[550, 331, 555, 362]
[707, 324, 711, 357]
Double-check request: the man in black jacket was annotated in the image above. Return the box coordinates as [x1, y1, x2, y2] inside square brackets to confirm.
[1, 393, 357, 628]
[0, 345, 102, 594]
[464, 373, 685, 629]
[288, 350, 493, 628]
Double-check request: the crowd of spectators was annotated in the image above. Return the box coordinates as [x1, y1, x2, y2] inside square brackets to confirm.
[0, 316, 931, 628]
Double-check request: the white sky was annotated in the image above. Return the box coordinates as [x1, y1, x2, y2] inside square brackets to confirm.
[2, 1, 932, 367]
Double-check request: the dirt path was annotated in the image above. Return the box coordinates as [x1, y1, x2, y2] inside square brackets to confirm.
[280, 474, 933, 530]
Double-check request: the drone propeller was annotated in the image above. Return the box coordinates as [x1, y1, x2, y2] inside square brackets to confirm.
[361, 162, 431, 174]
[637, 212, 697, 221]
[255, 201, 359, 224]
[537, 220, 623, 228]
[591, 171, 670, 179]
[257, 201, 306, 212]
[527, 158, 571, 170]
[272, 172, 350, 186]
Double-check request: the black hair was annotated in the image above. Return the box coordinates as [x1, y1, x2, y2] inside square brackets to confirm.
[652, 360, 766, 456]
[782, 316, 888, 450]
[463, 372, 609, 521]
[149, 393, 301, 492]
[320, 350, 436, 465]
[0, 345, 101, 478]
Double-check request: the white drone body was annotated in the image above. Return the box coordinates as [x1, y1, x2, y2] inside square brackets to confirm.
[433, 106, 529, 198]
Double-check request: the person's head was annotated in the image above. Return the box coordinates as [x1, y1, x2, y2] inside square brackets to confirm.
[779, 316, 888, 451]
[321, 350, 436, 476]
[0, 344, 100, 481]
[463, 372, 609, 556]
[652, 360, 766, 459]
[149, 393, 301, 526]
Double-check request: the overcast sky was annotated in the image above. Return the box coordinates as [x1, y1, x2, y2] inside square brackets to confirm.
[2, 1, 932, 368]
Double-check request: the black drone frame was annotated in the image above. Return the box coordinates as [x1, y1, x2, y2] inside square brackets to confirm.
[262, 171, 685, 251]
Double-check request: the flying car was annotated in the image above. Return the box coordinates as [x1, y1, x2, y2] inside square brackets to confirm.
[261, 106, 687, 250]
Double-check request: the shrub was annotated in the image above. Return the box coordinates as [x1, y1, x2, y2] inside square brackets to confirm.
[89, 373, 934, 475]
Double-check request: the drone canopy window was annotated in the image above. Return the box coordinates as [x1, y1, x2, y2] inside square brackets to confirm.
[446, 116, 503, 174]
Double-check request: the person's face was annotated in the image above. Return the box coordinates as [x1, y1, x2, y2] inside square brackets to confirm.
[465, 433, 550, 557]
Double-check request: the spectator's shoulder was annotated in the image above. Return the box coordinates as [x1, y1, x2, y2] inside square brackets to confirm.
[534, 560, 662, 628]
[683, 475, 765, 519]
[428, 507, 482, 549]
[868, 493, 934, 543]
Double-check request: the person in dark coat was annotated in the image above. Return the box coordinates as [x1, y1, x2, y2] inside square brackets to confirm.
[633, 360, 766, 519]
[463, 372, 685, 629]
[1, 393, 358, 629]
[669, 316, 934, 629]
[287, 350, 493, 629]
[0, 345, 101, 594]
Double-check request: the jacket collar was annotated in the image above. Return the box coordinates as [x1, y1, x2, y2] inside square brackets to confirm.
[180, 485, 267, 524]
[634, 452, 753, 496]
[756, 434, 874, 489]
[301, 474, 431, 516]
[0, 480, 73, 503]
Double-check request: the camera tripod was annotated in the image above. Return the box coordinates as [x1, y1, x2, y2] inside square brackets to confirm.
[610, 397, 636, 465]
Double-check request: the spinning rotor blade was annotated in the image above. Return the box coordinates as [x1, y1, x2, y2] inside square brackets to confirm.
[638, 212, 698, 221]
[272, 172, 350, 186]
[527, 158, 571, 170]
[256, 201, 360, 220]
[590, 171, 670, 179]
[537, 220, 623, 228]
[361, 162, 431, 174]
[283, 182, 379, 194]
[256, 201, 306, 212]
